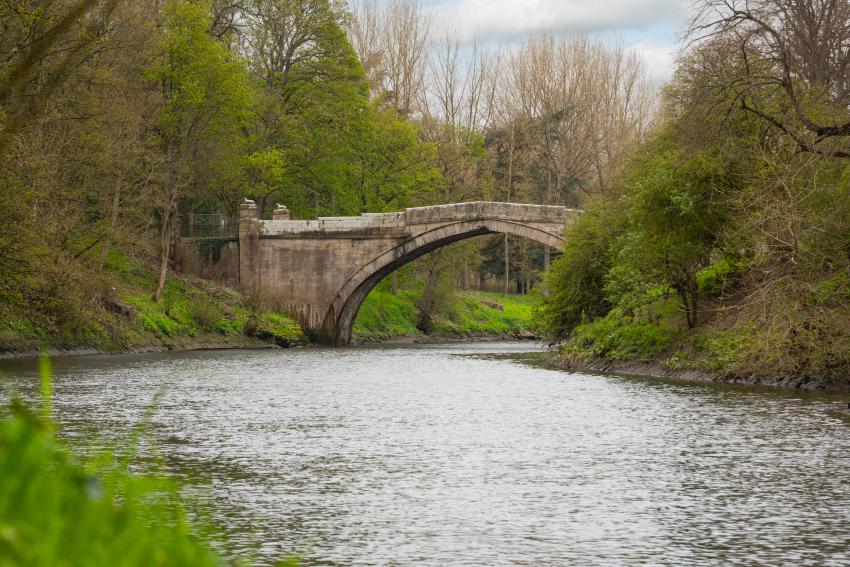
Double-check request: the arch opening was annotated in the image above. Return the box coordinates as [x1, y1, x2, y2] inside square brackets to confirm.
[320, 219, 564, 345]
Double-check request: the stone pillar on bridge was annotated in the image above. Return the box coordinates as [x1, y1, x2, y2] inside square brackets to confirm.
[272, 203, 290, 220]
[239, 199, 261, 294]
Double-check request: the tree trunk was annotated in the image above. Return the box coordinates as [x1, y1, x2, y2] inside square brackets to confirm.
[502, 233, 510, 296]
[503, 125, 514, 297]
[676, 274, 699, 329]
[391, 272, 398, 295]
[416, 252, 442, 333]
[100, 184, 122, 265]
[688, 275, 699, 329]
[255, 195, 268, 220]
[154, 145, 179, 303]
[168, 207, 181, 270]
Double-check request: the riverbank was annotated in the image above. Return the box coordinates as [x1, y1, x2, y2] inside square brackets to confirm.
[352, 288, 539, 342]
[0, 251, 306, 358]
[0, 336, 283, 360]
[545, 354, 850, 394]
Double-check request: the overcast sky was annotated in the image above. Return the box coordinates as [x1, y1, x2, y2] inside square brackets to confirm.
[423, 0, 691, 84]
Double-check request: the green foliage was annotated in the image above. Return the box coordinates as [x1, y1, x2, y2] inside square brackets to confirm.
[149, 0, 254, 144]
[353, 289, 422, 339]
[190, 300, 225, 330]
[0, 372, 221, 565]
[696, 257, 742, 299]
[123, 293, 182, 337]
[809, 272, 850, 305]
[246, 312, 306, 347]
[612, 144, 732, 327]
[536, 201, 621, 339]
[355, 106, 442, 212]
[105, 250, 157, 289]
[215, 306, 250, 335]
[560, 310, 674, 362]
[242, 2, 443, 219]
[667, 328, 754, 372]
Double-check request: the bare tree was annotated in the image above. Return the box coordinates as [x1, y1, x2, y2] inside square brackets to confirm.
[498, 35, 654, 202]
[347, 0, 386, 94]
[687, 0, 850, 158]
[347, 0, 431, 116]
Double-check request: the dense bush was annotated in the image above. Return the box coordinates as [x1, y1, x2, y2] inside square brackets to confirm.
[535, 202, 621, 339]
[560, 310, 673, 362]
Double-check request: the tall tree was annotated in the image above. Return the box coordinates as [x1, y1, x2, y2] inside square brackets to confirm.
[148, 0, 254, 301]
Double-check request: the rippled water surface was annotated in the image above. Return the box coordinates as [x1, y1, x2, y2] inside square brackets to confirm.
[2, 342, 849, 566]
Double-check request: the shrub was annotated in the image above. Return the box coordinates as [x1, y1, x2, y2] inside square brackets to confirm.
[191, 300, 224, 330]
[697, 257, 741, 298]
[246, 312, 306, 346]
[562, 310, 673, 362]
[122, 294, 180, 337]
[215, 306, 249, 335]
[535, 202, 622, 339]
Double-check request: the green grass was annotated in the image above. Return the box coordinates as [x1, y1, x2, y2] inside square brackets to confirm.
[247, 312, 307, 346]
[559, 308, 674, 362]
[353, 288, 538, 339]
[0, 358, 300, 566]
[666, 327, 754, 372]
[433, 291, 536, 336]
[353, 290, 422, 339]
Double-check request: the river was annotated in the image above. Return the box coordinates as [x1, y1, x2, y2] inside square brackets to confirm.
[1, 342, 849, 566]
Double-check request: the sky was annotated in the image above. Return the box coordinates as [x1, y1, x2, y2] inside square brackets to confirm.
[422, 0, 691, 84]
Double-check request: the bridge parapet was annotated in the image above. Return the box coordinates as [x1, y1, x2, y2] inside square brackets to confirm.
[262, 212, 406, 235]
[259, 202, 574, 236]
[405, 201, 573, 225]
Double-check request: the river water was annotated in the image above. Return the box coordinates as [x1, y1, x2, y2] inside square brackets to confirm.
[1, 342, 849, 566]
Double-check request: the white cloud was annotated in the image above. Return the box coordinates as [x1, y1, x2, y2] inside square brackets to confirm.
[427, 0, 686, 43]
[627, 41, 677, 85]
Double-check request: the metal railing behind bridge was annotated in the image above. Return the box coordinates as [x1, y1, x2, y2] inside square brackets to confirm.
[180, 214, 238, 239]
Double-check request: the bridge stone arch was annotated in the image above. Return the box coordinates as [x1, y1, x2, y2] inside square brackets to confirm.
[326, 219, 565, 344]
[238, 201, 579, 345]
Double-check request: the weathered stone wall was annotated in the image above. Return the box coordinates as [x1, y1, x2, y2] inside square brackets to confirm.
[246, 235, 399, 332]
[177, 238, 240, 286]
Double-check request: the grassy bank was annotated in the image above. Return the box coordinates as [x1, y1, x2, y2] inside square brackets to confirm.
[550, 260, 850, 392]
[0, 251, 305, 356]
[353, 287, 538, 341]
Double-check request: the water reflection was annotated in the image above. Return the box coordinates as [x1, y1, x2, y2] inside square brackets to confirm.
[1, 343, 849, 566]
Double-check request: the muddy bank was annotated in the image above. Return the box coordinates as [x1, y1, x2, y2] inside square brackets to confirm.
[0, 334, 285, 361]
[546, 356, 850, 394]
[1, 330, 537, 360]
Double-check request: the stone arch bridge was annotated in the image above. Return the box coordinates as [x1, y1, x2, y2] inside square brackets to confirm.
[236, 200, 579, 345]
